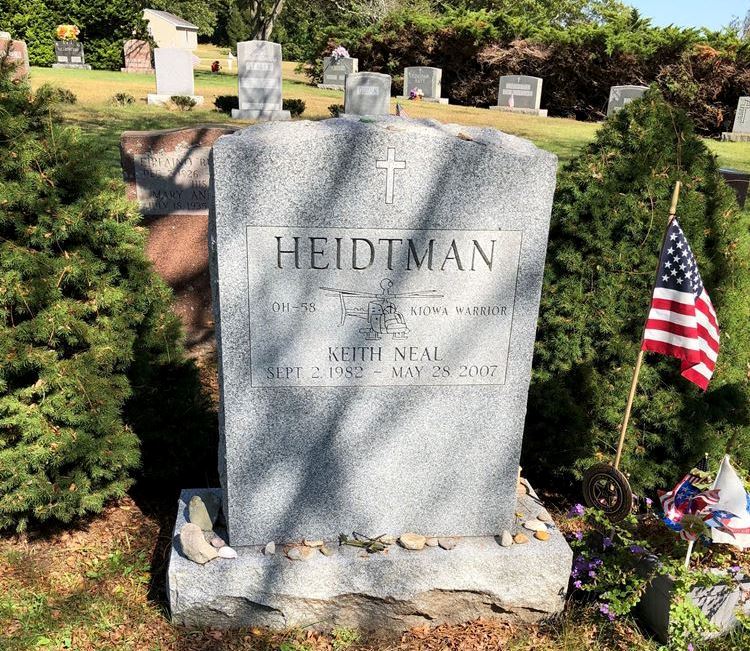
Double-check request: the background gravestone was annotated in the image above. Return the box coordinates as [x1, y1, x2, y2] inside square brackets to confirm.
[120, 125, 235, 351]
[52, 40, 91, 69]
[402, 66, 447, 104]
[606, 85, 648, 116]
[147, 48, 203, 106]
[344, 72, 391, 116]
[318, 55, 358, 90]
[722, 97, 750, 142]
[231, 40, 290, 120]
[490, 75, 546, 116]
[0, 35, 29, 80]
[167, 117, 572, 630]
[121, 39, 153, 74]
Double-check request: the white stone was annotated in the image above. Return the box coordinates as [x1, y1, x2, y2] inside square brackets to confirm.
[218, 546, 238, 559]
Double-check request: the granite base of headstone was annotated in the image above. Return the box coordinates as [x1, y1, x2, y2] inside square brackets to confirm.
[636, 556, 750, 643]
[721, 96, 750, 141]
[317, 56, 358, 90]
[169, 486, 572, 630]
[719, 168, 750, 208]
[402, 66, 448, 104]
[490, 75, 546, 117]
[148, 48, 203, 107]
[120, 125, 236, 351]
[0, 35, 29, 80]
[121, 38, 153, 74]
[167, 116, 571, 629]
[231, 40, 290, 121]
[606, 85, 648, 117]
[51, 40, 91, 70]
[344, 72, 391, 116]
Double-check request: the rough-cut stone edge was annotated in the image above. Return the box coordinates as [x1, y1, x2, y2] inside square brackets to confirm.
[168, 487, 572, 632]
[489, 106, 548, 117]
[721, 132, 750, 142]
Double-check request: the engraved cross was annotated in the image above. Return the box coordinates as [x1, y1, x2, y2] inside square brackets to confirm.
[375, 148, 406, 205]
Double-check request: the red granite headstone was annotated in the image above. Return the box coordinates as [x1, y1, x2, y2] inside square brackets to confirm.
[122, 39, 153, 74]
[120, 125, 236, 351]
[0, 37, 30, 81]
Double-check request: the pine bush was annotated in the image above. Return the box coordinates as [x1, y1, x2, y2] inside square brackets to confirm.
[0, 64, 182, 529]
[522, 89, 750, 494]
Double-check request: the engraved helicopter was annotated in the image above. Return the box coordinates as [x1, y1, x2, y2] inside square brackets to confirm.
[320, 278, 443, 341]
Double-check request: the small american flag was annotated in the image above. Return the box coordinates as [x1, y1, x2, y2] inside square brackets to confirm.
[641, 219, 719, 390]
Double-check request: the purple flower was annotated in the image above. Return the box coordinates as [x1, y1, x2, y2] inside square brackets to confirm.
[645, 497, 653, 507]
[568, 504, 585, 518]
[687, 644, 694, 651]
[574, 530, 583, 541]
[630, 545, 646, 554]
[573, 580, 583, 589]
[730, 565, 741, 574]
[602, 536, 613, 550]
[599, 603, 615, 622]
[330, 46, 350, 62]
[588, 570, 597, 578]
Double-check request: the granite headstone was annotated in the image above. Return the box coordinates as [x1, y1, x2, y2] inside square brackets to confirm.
[0, 35, 29, 80]
[490, 75, 546, 116]
[721, 97, 750, 142]
[148, 48, 203, 106]
[120, 126, 236, 349]
[402, 66, 447, 104]
[165, 117, 572, 629]
[52, 40, 91, 69]
[122, 39, 153, 74]
[319, 56, 358, 90]
[231, 40, 290, 121]
[606, 85, 648, 116]
[344, 72, 391, 116]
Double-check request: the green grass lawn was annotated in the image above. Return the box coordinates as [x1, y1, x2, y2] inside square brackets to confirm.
[29, 62, 750, 180]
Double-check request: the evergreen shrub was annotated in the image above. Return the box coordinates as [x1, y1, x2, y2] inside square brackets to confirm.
[214, 95, 239, 114]
[0, 67, 183, 530]
[522, 90, 750, 494]
[282, 98, 305, 117]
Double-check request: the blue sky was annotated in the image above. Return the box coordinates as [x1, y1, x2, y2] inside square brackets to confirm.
[627, 0, 748, 31]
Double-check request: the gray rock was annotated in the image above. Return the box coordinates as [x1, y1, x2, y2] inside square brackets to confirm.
[210, 118, 557, 547]
[537, 511, 553, 523]
[210, 535, 227, 548]
[399, 533, 426, 550]
[179, 523, 219, 565]
[188, 495, 215, 531]
[438, 537, 459, 550]
[218, 546, 238, 559]
[263, 541, 276, 556]
[169, 489, 573, 631]
[500, 531, 513, 547]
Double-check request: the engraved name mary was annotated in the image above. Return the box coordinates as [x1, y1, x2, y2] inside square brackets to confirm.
[245, 226, 522, 387]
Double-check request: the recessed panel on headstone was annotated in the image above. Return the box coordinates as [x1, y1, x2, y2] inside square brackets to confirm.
[344, 72, 391, 116]
[606, 85, 648, 116]
[210, 118, 557, 546]
[154, 48, 195, 96]
[402, 66, 446, 103]
[497, 75, 543, 111]
[321, 56, 358, 89]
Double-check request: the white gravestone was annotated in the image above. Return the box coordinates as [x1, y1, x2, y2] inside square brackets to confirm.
[490, 75, 546, 117]
[606, 85, 648, 117]
[166, 117, 573, 630]
[148, 48, 203, 106]
[231, 40, 290, 121]
[402, 66, 448, 104]
[722, 96, 750, 142]
[344, 72, 391, 116]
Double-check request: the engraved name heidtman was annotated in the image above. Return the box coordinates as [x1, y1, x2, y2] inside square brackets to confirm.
[274, 235, 499, 271]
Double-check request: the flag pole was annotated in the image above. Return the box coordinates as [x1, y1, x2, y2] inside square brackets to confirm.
[613, 181, 682, 471]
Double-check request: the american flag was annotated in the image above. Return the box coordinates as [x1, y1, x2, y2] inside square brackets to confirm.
[659, 469, 720, 541]
[641, 219, 719, 390]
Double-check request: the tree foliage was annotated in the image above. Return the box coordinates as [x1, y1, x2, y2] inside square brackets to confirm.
[0, 62, 183, 530]
[522, 90, 750, 494]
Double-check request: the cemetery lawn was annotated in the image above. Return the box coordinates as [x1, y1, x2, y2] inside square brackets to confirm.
[28, 64, 750, 180]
